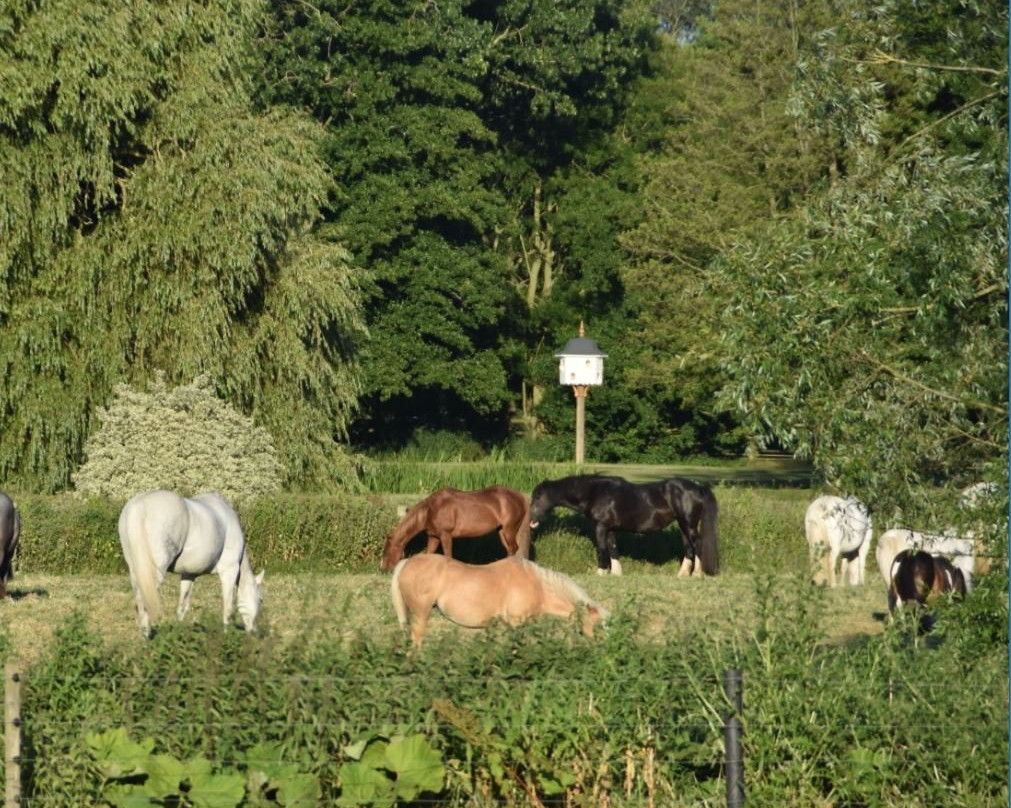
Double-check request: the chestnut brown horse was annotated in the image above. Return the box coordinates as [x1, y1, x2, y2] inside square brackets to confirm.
[380, 486, 531, 572]
[888, 549, 967, 633]
[390, 553, 608, 647]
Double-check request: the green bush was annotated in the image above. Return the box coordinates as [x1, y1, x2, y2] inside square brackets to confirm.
[12, 493, 401, 575]
[14, 585, 1008, 808]
[9, 486, 811, 576]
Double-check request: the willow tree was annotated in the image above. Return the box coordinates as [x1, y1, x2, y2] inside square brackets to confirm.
[0, 0, 364, 491]
[717, 0, 1009, 517]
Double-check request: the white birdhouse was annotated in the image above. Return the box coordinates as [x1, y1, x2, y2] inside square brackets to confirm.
[555, 323, 607, 386]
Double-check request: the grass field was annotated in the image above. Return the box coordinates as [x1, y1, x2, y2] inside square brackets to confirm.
[0, 567, 889, 669]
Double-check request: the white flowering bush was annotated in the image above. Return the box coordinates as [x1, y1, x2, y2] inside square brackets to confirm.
[73, 375, 283, 501]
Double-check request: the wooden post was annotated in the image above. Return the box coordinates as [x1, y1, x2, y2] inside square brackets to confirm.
[573, 385, 589, 464]
[724, 669, 744, 807]
[4, 664, 20, 808]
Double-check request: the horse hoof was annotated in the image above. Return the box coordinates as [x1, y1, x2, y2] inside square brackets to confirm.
[596, 568, 608, 576]
[610, 558, 623, 576]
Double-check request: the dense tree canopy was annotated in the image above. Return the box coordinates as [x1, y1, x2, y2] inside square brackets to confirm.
[257, 0, 656, 449]
[0, 0, 1004, 503]
[0, 0, 364, 491]
[715, 0, 1008, 515]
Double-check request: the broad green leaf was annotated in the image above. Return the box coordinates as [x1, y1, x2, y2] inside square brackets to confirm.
[187, 771, 246, 808]
[336, 761, 394, 808]
[276, 772, 322, 807]
[385, 734, 444, 797]
[103, 783, 156, 808]
[86, 728, 155, 778]
[144, 753, 186, 797]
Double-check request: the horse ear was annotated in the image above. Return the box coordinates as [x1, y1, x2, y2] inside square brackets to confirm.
[255, 570, 265, 585]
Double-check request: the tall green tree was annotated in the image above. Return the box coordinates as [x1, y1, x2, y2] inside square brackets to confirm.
[0, 0, 364, 492]
[258, 0, 522, 448]
[716, 0, 1008, 515]
[617, 0, 840, 457]
[258, 0, 657, 451]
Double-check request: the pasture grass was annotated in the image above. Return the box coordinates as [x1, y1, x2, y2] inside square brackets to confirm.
[0, 568, 887, 669]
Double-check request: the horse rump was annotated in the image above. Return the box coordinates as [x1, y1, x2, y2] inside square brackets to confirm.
[0, 492, 20, 598]
[889, 549, 966, 633]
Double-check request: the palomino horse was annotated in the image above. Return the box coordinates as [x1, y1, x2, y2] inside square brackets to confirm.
[875, 528, 978, 592]
[888, 549, 967, 632]
[528, 475, 719, 577]
[804, 495, 873, 587]
[118, 490, 264, 638]
[380, 486, 531, 572]
[0, 492, 20, 598]
[390, 554, 608, 647]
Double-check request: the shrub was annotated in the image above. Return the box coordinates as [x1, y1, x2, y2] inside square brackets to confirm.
[72, 374, 284, 502]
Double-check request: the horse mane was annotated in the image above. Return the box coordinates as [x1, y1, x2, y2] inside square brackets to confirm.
[521, 559, 608, 617]
[388, 501, 430, 547]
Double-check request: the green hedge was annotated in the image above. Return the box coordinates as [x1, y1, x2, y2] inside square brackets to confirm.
[8, 486, 810, 576]
[12, 494, 402, 575]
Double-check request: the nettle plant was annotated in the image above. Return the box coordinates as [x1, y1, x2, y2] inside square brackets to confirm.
[73, 374, 284, 502]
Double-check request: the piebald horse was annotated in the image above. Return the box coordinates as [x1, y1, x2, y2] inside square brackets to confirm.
[804, 495, 873, 587]
[118, 490, 264, 638]
[875, 528, 979, 593]
[888, 549, 966, 632]
[390, 554, 608, 648]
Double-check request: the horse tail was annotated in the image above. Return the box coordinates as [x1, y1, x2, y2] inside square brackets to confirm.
[698, 485, 720, 575]
[119, 498, 162, 623]
[390, 557, 410, 628]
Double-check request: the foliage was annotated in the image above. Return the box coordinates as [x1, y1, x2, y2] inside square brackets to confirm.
[15, 495, 124, 574]
[615, 0, 840, 460]
[715, 0, 1009, 517]
[257, 0, 658, 452]
[362, 460, 582, 498]
[73, 375, 284, 502]
[16, 579, 1008, 807]
[0, 0, 365, 493]
[87, 728, 320, 808]
[337, 731, 445, 807]
[257, 0, 523, 447]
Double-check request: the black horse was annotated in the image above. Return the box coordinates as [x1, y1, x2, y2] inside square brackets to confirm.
[0, 492, 20, 598]
[529, 475, 719, 576]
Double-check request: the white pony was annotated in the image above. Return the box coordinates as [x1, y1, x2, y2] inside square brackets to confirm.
[875, 528, 976, 593]
[118, 490, 264, 638]
[804, 495, 873, 587]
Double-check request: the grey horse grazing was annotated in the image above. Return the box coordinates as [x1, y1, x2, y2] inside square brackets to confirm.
[0, 493, 21, 598]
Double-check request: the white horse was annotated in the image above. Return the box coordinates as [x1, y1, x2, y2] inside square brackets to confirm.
[118, 490, 264, 638]
[805, 495, 873, 587]
[875, 528, 976, 592]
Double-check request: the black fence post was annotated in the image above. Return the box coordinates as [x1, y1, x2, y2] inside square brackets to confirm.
[724, 669, 744, 807]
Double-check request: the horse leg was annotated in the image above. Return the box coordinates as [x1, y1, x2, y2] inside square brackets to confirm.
[177, 576, 197, 621]
[828, 547, 839, 587]
[409, 610, 430, 648]
[498, 526, 519, 557]
[593, 523, 613, 575]
[685, 529, 705, 578]
[129, 575, 153, 638]
[218, 572, 238, 628]
[439, 535, 454, 560]
[675, 513, 697, 578]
